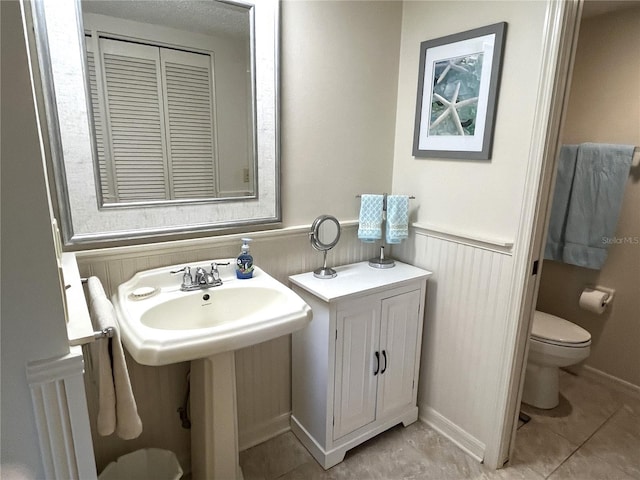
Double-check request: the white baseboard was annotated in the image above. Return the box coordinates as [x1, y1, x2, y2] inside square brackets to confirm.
[578, 365, 640, 400]
[239, 412, 291, 451]
[290, 416, 340, 469]
[419, 404, 485, 462]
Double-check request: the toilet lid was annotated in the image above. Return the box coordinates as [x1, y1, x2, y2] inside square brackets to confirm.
[532, 311, 591, 345]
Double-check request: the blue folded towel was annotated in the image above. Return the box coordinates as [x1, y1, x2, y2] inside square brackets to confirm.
[386, 195, 409, 244]
[358, 194, 384, 243]
[562, 143, 634, 269]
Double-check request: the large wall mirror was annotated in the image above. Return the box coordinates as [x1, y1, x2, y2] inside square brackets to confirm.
[29, 0, 279, 246]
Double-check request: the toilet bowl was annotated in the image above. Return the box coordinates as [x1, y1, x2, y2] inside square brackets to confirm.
[522, 311, 591, 409]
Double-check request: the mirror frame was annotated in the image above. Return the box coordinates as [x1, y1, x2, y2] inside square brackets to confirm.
[309, 215, 341, 251]
[28, 0, 280, 247]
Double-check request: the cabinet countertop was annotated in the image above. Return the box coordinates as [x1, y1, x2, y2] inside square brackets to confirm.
[289, 261, 432, 303]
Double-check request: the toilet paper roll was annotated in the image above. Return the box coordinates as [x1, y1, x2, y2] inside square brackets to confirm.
[579, 288, 609, 314]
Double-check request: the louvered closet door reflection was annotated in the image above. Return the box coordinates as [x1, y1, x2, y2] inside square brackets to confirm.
[99, 38, 169, 202]
[160, 49, 217, 199]
[85, 39, 112, 202]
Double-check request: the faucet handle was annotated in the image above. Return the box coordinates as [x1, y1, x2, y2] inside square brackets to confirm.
[211, 261, 230, 269]
[210, 261, 229, 275]
[210, 262, 229, 283]
[171, 266, 193, 287]
[210, 262, 221, 281]
[183, 267, 193, 287]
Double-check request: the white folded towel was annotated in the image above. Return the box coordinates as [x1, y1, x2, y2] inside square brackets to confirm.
[87, 277, 142, 440]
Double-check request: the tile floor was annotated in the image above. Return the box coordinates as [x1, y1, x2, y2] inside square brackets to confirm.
[239, 371, 640, 479]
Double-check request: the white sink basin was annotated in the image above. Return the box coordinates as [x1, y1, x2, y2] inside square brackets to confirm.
[113, 260, 312, 366]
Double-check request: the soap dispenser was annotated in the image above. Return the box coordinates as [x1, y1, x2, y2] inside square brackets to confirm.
[236, 238, 254, 279]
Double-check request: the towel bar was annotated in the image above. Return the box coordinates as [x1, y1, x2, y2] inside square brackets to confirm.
[81, 278, 115, 340]
[355, 193, 415, 211]
[94, 327, 115, 340]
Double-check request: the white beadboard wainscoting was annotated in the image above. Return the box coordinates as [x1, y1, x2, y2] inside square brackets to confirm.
[393, 225, 514, 461]
[75, 223, 378, 473]
[27, 347, 97, 480]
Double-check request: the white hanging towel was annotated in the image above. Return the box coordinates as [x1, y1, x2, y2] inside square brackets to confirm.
[87, 277, 142, 440]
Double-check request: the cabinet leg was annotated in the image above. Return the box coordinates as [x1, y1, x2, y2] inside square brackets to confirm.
[400, 407, 419, 428]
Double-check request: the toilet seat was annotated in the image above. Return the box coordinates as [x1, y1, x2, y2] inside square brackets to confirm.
[532, 311, 591, 348]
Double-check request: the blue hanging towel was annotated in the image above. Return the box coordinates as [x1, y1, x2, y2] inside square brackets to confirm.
[544, 145, 579, 261]
[561, 143, 634, 269]
[386, 195, 409, 244]
[357, 194, 384, 243]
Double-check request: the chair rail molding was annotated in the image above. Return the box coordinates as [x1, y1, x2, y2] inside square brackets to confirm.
[411, 222, 514, 254]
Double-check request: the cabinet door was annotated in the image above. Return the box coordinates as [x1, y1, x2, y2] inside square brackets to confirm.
[333, 301, 380, 440]
[377, 290, 421, 419]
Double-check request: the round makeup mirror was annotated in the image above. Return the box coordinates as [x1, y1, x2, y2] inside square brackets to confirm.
[309, 215, 341, 279]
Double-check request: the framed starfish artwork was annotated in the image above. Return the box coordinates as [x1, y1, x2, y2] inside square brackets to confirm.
[413, 22, 507, 160]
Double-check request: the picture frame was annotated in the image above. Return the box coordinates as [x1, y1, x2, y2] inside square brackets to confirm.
[412, 22, 507, 160]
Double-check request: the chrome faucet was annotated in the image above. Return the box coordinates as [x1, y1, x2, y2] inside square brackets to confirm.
[171, 262, 229, 291]
[195, 267, 213, 286]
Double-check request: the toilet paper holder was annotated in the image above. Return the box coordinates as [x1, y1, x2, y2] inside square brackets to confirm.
[584, 285, 615, 307]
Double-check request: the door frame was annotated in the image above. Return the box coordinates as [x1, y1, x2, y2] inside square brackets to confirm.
[483, 0, 583, 469]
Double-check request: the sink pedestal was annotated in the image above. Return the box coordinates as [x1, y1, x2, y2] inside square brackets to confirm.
[191, 351, 244, 479]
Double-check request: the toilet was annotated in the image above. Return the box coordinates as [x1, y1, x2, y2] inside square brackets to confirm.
[522, 310, 591, 409]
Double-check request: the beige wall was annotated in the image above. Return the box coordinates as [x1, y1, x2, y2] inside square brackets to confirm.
[392, 1, 548, 242]
[281, 0, 402, 226]
[537, 7, 640, 387]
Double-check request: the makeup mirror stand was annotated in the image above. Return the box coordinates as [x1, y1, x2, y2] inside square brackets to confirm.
[309, 215, 341, 279]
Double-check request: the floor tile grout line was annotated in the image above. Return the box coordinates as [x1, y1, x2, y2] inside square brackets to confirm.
[543, 405, 622, 479]
[585, 405, 640, 479]
[541, 402, 619, 446]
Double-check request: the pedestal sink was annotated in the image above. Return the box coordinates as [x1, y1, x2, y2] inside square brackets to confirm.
[113, 261, 312, 479]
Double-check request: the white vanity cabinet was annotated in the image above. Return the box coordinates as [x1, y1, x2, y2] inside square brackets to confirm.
[289, 261, 432, 469]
